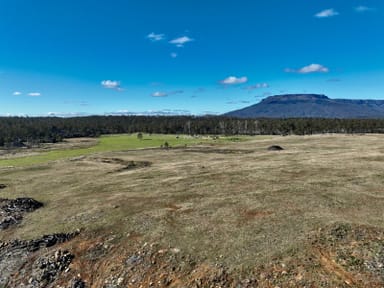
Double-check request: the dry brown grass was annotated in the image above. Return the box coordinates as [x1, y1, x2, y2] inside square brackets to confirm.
[1, 134, 384, 277]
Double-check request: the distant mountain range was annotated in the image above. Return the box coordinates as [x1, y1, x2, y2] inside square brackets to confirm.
[225, 94, 384, 118]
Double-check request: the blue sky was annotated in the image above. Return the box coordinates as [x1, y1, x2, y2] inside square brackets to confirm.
[1, 0, 383, 116]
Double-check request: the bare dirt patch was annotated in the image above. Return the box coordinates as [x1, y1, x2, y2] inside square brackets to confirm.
[240, 209, 274, 222]
[89, 157, 152, 172]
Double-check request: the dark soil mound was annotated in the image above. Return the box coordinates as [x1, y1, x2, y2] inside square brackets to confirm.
[267, 145, 284, 151]
[92, 157, 152, 172]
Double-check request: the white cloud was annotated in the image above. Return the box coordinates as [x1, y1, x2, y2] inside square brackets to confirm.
[355, 6, 374, 12]
[169, 36, 194, 47]
[315, 9, 339, 18]
[285, 64, 329, 74]
[147, 32, 165, 41]
[220, 76, 248, 85]
[28, 92, 41, 97]
[152, 91, 168, 97]
[13, 91, 22, 96]
[170, 52, 178, 58]
[299, 64, 329, 73]
[101, 80, 121, 90]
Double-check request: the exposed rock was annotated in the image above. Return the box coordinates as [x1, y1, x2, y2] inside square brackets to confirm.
[0, 232, 79, 287]
[0, 197, 43, 230]
[29, 249, 74, 287]
[0, 184, 6, 189]
[2, 197, 43, 213]
[68, 277, 86, 288]
[0, 214, 23, 230]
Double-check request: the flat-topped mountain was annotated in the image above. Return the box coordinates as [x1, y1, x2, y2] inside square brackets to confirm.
[225, 94, 384, 118]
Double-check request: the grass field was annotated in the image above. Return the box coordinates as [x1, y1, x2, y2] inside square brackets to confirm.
[0, 134, 253, 167]
[1, 134, 384, 286]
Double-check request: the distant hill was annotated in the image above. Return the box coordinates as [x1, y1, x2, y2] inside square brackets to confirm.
[225, 94, 384, 118]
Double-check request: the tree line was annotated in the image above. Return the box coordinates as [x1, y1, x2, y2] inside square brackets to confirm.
[1, 116, 384, 147]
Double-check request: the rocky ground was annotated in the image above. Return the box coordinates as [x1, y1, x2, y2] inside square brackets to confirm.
[1, 216, 383, 287]
[0, 193, 383, 287]
[0, 196, 83, 287]
[0, 197, 43, 230]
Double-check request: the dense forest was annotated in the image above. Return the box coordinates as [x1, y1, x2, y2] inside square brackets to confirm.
[1, 116, 384, 147]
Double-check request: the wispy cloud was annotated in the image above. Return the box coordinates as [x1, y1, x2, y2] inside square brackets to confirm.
[327, 78, 341, 82]
[63, 100, 90, 106]
[168, 90, 184, 95]
[194, 87, 205, 93]
[147, 32, 165, 41]
[47, 112, 88, 117]
[107, 109, 191, 116]
[149, 82, 163, 87]
[315, 8, 339, 18]
[263, 92, 272, 97]
[151, 90, 183, 97]
[169, 36, 194, 47]
[151, 91, 168, 97]
[170, 52, 178, 58]
[244, 83, 269, 90]
[355, 6, 374, 12]
[12, 91, 22, 96]
[80, 101, 89, 106]
[285, 64, 329, 74]
[226, 100, 251, 105]
[101, 80, 122, 90]
[28, 92, 41, 97]
[200, 111, 220, 116]
[220, 76, 248, 85]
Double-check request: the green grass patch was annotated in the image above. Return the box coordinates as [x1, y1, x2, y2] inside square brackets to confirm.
[0, 134, 251, 167]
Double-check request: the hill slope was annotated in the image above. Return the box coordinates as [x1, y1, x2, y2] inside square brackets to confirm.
[225, 94, 384, 118]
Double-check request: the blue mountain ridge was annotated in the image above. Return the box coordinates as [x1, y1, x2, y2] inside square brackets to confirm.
[225, 94, 384, 118]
